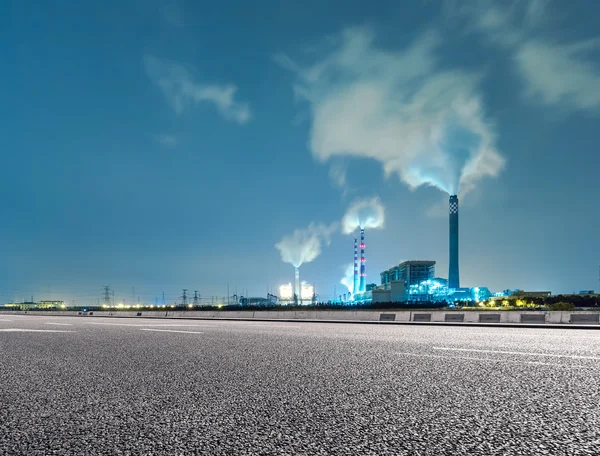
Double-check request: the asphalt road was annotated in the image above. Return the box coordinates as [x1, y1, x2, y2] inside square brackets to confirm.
[1, 315, 599, 455]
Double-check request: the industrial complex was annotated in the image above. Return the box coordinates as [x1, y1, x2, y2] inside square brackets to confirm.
[277, 194, 573, 307]
[1, 194, 594, 311]
[326, 194, 489, 305]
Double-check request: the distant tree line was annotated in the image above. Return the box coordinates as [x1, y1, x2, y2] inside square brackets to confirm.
[13, 294, 600, 312]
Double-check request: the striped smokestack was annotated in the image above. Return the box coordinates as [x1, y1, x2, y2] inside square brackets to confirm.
[448, 195, 460, 289]
[353, 238, 358, 296]
[359, 229, 366, 293]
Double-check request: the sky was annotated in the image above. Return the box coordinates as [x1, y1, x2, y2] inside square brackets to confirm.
[1, 0, 599, 305]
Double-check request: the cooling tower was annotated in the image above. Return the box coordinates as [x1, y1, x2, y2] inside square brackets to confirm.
[294, 267, 300, 303]
[448, 195, 460, 289]
[353, 238, 359, 296]
[359, 229, 366, 293]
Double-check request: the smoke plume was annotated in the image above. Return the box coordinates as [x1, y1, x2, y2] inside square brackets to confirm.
[340, 263, 354, 293]
[275, 222, 337, 268]
[277, 27, 505, 197]
[341, 197, 385, 235]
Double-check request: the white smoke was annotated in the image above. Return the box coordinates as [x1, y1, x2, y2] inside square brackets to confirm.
[275, 222, 337, 268]
[340, 263, 354, 293]
[277, 27, 504, 197]
[341, 197, 385, 235]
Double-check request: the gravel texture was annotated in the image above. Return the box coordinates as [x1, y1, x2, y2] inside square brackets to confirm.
[1, 315, 599, 455]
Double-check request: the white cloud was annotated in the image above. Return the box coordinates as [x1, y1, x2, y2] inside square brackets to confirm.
[156, 134, 177, 148]
[515, 39, 600, 111]
[463, 0, 600, 112]
[328, 162, 347, 192]
[278, 27, 504, 197]
[144, 55, 251, 124]
[158, 0, 185, 27]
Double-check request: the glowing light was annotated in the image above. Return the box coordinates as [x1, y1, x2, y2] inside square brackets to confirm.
[279, 283, 293, 300]
[188, 304, 193, 308]
[301, 283, 314, 300]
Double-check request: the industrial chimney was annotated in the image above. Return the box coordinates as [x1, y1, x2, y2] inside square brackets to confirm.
[353, 238, 359, 296]
[448, 195, 460, 289]
[359, 229, 366, 293]
[294, 267, 300, 304]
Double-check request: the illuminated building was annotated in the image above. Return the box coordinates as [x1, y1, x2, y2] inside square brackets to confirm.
[279, 284, 293, 300]
[301, 283, 314, 302]
[38, 300, 65, 309]
[381, 261, 436, 289]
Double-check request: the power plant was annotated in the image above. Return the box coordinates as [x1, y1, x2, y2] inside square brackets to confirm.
[334, 193, 473, 304]
[274, 192, 514, 306]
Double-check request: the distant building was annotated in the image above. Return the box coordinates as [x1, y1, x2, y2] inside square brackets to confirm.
[381, 261, 436, 288]
[511, 290, 551, 298]
[239, 297, 272, 306]
[489, 290, 551, 303]
[372, 281, 406, 303]
[38, 301, 65, 309]
[3, 301, 37, 310]
[2, 300, 65, 310]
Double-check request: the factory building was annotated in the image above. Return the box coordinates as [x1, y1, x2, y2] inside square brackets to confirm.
[2, 300, 66, 310]
[372, 281, 406, 303]
[381, 261, 436, 289]
[371, 261, 435, 303]
[278, 282, 315, 305]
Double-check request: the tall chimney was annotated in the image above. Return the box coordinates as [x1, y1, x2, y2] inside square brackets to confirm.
[294, 267, 300, 304]
[359, 228, 366, 293]
[448, 195, 460, 289]
[353, 238, 359, 296]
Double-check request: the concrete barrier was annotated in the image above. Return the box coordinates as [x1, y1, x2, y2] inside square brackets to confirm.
[1, 309, 599, 327]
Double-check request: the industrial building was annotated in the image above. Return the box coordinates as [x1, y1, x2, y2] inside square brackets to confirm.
[2, 300, 65, 310]
[380, 261, 436, 289]
[371, 281, 406, 303]
[336, 193, 509, 305]
[279, 282, 316, 305]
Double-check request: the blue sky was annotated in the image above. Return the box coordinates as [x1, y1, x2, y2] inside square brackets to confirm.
[1, 0, 599, 304]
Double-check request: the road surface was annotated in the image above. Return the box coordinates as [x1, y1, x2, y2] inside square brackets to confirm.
[1, 315, 599, 455]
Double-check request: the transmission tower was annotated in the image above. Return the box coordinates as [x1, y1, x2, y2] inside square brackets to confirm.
[103, 286, 112, 306]
[181, 289, 188, 306]
[193, 291, 199, 306]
